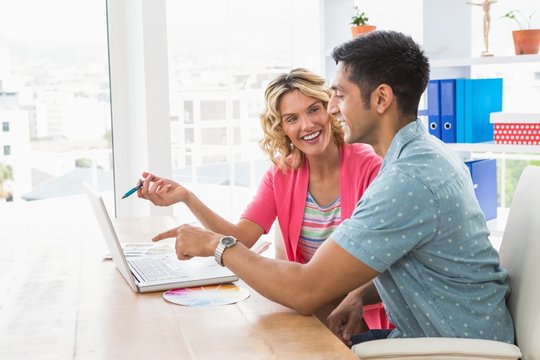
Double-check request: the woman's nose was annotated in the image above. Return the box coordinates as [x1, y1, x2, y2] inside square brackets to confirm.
[299, 115, 314, 130]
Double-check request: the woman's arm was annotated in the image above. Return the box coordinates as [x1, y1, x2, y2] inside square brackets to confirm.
[138, 172, 264, 247]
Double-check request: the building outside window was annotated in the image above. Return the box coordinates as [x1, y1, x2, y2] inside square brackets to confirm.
[0, 0, 112, 201]
[164, 0, 322, 219]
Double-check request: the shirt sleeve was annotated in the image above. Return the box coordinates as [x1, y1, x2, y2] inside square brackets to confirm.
[332, 170, 439, 273]
[240, 166, 278, 234]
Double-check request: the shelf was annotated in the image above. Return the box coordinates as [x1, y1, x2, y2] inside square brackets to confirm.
[447, 142, 540, 156]
[431, 54, 540, 68]
[448, 142, 539, 153]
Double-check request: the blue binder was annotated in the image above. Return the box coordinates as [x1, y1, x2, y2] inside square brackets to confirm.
[465, 78, 503, 143]
[465, 159, 497, 221]
[427, 80, 441, 139]
[440, 79, 456, 143]
[455, 79, 466, 143]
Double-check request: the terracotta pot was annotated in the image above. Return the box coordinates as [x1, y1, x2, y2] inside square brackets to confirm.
[351, 25, 376, 38]
[512, 29, 540, 55]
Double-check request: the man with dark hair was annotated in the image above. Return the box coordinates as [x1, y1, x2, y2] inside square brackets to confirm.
[158, 30, 515, 346]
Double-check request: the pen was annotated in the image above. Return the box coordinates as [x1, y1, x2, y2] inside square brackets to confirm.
[121, 181, 143, 199]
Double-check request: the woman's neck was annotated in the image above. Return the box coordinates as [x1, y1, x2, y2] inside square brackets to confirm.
[305, 141, 341, 179]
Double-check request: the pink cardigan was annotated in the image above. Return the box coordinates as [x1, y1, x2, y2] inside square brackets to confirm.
[242, 143, 382, 263]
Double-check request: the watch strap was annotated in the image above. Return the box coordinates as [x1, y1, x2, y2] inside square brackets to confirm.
[214, 236, 237, 266]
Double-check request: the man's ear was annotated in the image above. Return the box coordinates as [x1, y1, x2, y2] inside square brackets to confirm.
[372, 84, 394, 114]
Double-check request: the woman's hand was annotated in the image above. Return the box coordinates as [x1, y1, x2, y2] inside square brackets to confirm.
[136, 172, 190, 206]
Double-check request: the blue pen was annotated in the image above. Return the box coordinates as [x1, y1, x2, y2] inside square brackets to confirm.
[121, 181, 143, 199]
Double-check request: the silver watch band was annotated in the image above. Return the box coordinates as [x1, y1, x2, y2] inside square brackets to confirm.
[214, 236, 237, 266]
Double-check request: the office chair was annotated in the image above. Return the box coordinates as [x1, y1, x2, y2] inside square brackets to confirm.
[353, 166, 540, 360]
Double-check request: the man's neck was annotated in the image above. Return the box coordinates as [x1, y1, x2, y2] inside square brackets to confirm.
[372, 116, 416, 158]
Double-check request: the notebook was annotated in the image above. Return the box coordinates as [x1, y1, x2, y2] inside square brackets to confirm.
[84, 184, 239, 293]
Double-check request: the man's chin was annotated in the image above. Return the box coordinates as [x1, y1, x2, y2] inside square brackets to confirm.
[343, 131, 354, 144]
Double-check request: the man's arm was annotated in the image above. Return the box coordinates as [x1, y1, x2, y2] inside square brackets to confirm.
[174, 224, 379, 315]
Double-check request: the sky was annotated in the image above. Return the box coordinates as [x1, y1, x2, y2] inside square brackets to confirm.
[0, 0, 108, 49]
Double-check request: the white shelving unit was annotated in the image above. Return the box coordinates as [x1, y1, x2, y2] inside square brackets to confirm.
[431, 54, 540, 68]
[447, 141, 540, 225]
[447, 142, 540, 158]
[322, 0, 539, 231]
[423, 0, 540, 225]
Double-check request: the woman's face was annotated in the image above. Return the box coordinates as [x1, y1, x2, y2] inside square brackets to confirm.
[279, 89, 333, 157]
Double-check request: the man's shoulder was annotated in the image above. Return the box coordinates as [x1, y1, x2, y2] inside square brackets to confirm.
[370, 163, 436, 201]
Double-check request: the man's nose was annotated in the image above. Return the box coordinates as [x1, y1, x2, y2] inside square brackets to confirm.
[327, 96, 338, 115]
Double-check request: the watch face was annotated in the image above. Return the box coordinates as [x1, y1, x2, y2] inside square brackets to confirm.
[221, 236, 236, 247]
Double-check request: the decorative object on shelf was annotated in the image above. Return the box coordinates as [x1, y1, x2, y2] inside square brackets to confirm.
[501, 9, 540, 55]
[490, 112, 540, 145]
[350, 2, 375, 38]
[466, 0, 497, 57]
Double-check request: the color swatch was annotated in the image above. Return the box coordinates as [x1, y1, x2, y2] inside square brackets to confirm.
[163, 284, 250, 306]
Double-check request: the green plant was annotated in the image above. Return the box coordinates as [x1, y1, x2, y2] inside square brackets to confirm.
[0, 162, 13, 199]
[351, 7, 369, 26]
[501, 9, 536, 30]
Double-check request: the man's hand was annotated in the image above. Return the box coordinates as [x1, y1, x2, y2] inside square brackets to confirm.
[327, 288, 368, 346]
[172, 224, 221, 260]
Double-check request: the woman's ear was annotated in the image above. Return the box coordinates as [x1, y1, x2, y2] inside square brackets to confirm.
[372, 84, 394, 114]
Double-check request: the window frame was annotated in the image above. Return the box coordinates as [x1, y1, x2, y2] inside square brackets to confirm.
[106, 0, 172, 218]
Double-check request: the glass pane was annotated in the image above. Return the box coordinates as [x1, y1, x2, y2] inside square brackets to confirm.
[165, 0, 321, 219]
[200, 100, 226, 121]
[0, 0, 112, 202]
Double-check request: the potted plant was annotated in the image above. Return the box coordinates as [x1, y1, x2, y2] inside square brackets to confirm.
[350, 6, 376, 38]
[502, 9, 540, 55]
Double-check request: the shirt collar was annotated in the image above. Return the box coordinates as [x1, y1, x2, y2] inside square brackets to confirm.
[382, 118, 425, 168]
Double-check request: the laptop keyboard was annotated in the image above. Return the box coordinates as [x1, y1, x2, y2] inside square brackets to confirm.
[128, 256, 189, 282]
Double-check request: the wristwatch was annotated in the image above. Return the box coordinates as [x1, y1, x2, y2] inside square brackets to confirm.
[214, 236, 237, 266]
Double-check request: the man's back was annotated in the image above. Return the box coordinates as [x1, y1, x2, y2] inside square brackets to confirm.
[332, 119, 514, 343]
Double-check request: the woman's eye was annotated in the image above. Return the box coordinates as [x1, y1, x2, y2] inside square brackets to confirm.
[309, 106, 321, 114]
[285, 117, 296, 123]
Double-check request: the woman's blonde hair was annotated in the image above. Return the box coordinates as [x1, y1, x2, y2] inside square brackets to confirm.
[259, 68, 344, 170]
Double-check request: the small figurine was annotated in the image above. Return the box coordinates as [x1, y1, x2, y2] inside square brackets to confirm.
[467, 0, 498, 56]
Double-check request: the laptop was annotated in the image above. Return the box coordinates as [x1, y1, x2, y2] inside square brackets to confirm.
[84, 184, 239, 293]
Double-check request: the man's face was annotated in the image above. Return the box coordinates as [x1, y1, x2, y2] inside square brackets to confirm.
[328, 62, 377, 145]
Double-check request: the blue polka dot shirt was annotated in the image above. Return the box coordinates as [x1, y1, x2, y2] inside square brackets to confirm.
[332, 119, 515, 343]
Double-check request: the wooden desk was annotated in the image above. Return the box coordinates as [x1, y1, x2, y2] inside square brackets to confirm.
[0, 196, 357, 359]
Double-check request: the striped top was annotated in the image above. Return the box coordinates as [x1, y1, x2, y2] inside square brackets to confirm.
[298, 192, 342, 263]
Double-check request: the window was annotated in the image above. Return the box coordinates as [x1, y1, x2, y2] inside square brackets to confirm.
[162, 0, 322, 219]
[0, 0, 112, 201]
[200, 101, 226, 122]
